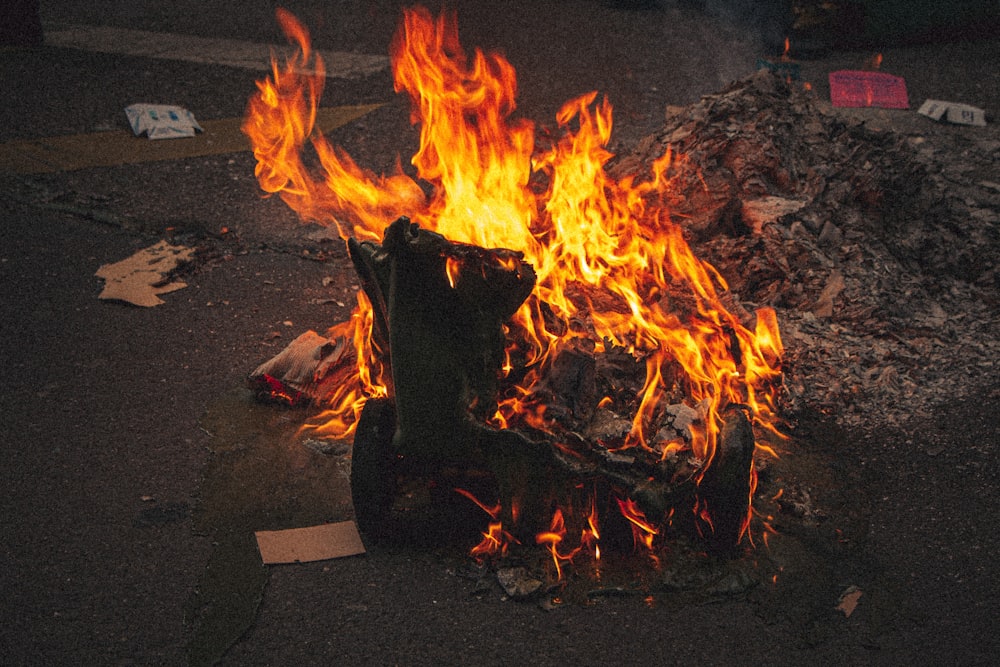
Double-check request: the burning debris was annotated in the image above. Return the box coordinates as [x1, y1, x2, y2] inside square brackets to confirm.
[613, 67, 1000, 428]
[244, 6, 784, 570]
[243, 5, 1000, 590]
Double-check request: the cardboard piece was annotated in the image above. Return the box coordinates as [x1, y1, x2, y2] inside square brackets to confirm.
[96, 241, 194, 307]
[125, 104, 203, 139]
[836, 585, 863, 617]
[255, 521, 366, 564]
[917, 99, 987, 127]
[829, 70, 909, 109]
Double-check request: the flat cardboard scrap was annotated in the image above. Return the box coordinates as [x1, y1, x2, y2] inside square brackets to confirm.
[125, 103, 203, 139]
[918, 99, 987, 127]
[255, 521, 366, 564]
[836, 585, 863, 617]
[829, 70, 909, 109]
[96, 240, 194, 307]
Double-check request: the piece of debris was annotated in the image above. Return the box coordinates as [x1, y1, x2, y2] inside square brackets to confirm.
[829, 70, 909, 109]
[95, 240, 194, 307]
[836, 585, 863, 617]
[248, 330, 354, 406]
[496, 566, 544, 600]
[917, 99, 987, 127]
[254, 521, 366, 564]
[125, 103, 203, 139]
[741, 196, 808, 234]
[609, 69, 1000, 431]
[756, 57, 800, 81]
[812, 270, 845, 319]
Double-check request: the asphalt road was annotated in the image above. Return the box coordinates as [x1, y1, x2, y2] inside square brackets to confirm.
[2, 1, 998, 665]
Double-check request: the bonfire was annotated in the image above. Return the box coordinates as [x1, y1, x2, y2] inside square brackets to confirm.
[243, 6, 785, 574]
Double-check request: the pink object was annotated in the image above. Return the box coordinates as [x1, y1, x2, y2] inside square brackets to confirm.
[829, 70, 909, 109]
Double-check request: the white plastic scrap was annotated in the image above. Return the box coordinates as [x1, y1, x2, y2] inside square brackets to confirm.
[125, 103, 204, 139]
[917, 99, 987, 127]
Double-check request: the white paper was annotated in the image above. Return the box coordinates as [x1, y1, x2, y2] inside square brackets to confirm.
[125, 103, 204, 139]
[918, 99, 986, 127]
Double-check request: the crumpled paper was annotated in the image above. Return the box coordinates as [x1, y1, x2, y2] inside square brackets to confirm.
[125, 103, 203, 139]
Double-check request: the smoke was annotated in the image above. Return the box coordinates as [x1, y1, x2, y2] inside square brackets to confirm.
[681, 0, 793, 51]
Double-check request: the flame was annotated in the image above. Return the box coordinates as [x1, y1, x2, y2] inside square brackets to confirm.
[865, 52, 883, 71]
[445, 256, 462, 289]
[454, 487, 516, 558]
[297, 291, 388, 439]
[244, 6, 784, 537]
[583, 492, 601, 561]
[536, 507, 580, 580]
[743, 462, 759, 544]
[615, 496, 658, 552]
[471, 521, 509, 558]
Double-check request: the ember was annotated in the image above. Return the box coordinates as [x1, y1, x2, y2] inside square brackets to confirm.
[244, 6, 786, 573]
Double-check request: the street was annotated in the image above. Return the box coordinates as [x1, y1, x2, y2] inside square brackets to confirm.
[2, 1, 998, 665]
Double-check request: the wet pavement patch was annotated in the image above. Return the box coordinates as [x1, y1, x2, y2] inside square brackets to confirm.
[186, 385, 876, 654]
[185, 387, 355, 666]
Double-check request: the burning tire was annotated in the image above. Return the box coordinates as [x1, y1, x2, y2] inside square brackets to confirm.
[350, 398, 397, 541]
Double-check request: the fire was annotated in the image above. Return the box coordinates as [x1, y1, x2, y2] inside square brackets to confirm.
[616, 496, 659, 553]
[454, 488, 516, 559]
[244, 6, 784, 558]
[536, 508, 575, 580]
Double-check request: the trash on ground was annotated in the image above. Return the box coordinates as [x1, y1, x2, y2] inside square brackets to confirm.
[836, 585, 863, 617]
[125, 103, 203, 139]
[829, 70, 909, 109]
[255, 521, 366, 564]
[917, 99, 987, 127]
[95, 240, 194, 307]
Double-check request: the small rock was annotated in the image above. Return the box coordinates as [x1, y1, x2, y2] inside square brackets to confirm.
[496, 567, 543, 600]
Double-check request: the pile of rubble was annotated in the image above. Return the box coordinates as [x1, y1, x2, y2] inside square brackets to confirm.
[612, 70, 999, 429]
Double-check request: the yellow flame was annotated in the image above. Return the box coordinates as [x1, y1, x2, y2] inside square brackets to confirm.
[243, 6, 784, 524]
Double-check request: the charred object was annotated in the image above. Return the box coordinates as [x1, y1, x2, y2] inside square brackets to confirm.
[251, 216, 761, 558]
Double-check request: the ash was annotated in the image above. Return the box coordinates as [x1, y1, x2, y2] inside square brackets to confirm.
[612, 70, 1000, 430]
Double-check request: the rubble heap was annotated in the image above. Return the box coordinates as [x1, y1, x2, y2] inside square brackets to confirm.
[611, 70, 1000, 428]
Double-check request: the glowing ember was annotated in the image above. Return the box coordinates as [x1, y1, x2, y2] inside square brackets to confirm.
[243, 6, 784, 569]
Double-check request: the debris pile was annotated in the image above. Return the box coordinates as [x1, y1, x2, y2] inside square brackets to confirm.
[611, 70, 999, 428]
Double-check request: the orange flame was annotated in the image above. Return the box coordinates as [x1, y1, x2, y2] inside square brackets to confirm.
[583, 492, 601, 561]
[615, 496, 659, 552]
[536, 507, 580, 580]
[471, 521, 509, 558]
[244, 7, 784, 523]
[454, 487, 516, 558]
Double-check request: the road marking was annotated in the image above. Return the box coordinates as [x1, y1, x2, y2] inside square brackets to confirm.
[0, 104, 384, 174]
[44, 25, 389, 78]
